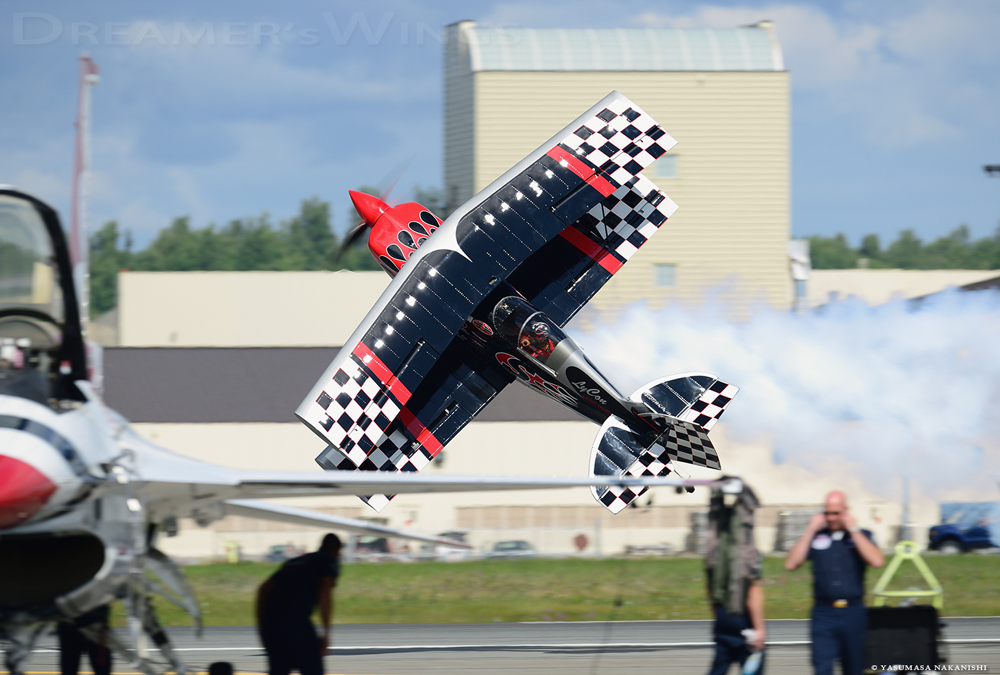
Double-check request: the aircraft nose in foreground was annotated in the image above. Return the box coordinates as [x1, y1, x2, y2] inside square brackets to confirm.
[0, 453, 57, 529]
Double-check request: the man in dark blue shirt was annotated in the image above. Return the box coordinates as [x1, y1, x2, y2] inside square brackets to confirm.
[257, 534, 341, 675]
[785, 491, 884, 675]
[57, 605, 111, 675]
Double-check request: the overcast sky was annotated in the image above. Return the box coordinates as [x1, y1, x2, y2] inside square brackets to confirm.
[2, 0, 998, 247]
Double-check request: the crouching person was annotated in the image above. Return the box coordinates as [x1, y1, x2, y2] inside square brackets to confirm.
[257, 534, 341, 675]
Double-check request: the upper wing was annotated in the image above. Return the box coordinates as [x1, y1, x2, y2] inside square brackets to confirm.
[508, 174, 678, 326]
[296, 92, 674, 499]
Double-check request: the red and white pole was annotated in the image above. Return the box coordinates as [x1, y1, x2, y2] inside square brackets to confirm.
[70, 53, 100, 336]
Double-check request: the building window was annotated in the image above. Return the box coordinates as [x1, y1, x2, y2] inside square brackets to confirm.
[654, 264, 677, 287]
[655, 155, 678, 179]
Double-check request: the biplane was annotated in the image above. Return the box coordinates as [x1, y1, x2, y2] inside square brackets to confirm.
[298, 91, 738, 513]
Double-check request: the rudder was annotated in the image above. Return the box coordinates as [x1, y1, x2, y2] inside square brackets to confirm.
[631, 373, 738, 432]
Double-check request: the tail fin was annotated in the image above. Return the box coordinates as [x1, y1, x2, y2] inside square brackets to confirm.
[590, 373, 737, 513]
[631, 373, 738, 432]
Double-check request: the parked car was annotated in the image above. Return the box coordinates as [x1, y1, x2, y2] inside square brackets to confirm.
[928, 502, 999, 554]
[354, 535, 391, 554]
[488, 540, 537, 559]
[417, 531, 474, 561]
[264, 543, 304, 562]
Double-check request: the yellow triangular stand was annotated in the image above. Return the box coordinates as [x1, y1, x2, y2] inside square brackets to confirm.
[871, 540, 943, 610]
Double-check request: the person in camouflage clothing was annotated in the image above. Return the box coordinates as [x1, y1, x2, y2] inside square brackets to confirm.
[704, 479, 766, 674]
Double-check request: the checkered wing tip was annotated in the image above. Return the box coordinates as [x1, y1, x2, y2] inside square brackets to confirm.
[317, 447, 394, 512]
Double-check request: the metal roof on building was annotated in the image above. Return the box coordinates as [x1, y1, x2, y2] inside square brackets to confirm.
[464, 24, 784, 72]
[104, 348, 580, 424]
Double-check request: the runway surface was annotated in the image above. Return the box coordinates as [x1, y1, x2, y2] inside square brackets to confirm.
[23, 618, 1000, 674]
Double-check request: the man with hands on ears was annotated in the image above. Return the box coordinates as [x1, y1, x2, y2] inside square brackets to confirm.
[785, 491, 884, 675]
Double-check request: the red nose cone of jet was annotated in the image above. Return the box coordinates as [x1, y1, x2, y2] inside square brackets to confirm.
[0, 455, 56, 529]
[349, 191, 390, 228]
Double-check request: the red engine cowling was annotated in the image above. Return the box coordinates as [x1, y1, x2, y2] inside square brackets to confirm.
[349, 191, 442, 277]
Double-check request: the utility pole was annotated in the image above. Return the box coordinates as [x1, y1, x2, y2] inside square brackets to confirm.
[70, 53, 100, 336]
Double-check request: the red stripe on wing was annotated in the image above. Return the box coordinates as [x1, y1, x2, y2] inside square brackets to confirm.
[545, 146, 617, 197]
[558, 225, 625, 275]
[586, 173, 617, 198]
[351, 342, 412, 404]
[546, 146, 592, 181]
[398, 408, 443, 457]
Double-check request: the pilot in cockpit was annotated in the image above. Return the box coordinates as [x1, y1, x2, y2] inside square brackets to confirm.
[519, 321, 557, 360]
[0, 338, 49, 405]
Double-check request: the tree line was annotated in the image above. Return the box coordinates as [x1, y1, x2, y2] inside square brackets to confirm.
[89, 194, 997, 315]
[808, 225, 1000, 271]
[89, 188, 443, 316]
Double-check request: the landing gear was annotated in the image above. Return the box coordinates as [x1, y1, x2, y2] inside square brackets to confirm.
[1, 622, 47, 675]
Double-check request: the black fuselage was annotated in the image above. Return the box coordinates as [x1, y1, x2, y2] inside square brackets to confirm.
[453, 285, 666, 443]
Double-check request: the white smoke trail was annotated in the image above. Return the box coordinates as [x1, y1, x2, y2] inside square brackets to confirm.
[576, 290, 1000, 498]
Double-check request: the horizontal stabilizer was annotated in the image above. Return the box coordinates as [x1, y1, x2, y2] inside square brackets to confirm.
[659, 418, 721, 470]
[631, 373, 738, 432]
[590, 416, 673, 513]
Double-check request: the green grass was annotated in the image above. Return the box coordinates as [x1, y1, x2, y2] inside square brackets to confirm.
[138, 555, 999, 627]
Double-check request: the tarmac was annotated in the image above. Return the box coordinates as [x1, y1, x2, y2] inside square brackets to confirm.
[22, 618, 1000, 674]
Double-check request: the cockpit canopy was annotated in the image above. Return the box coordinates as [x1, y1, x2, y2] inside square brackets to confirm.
[0, 189, 86, 404]
[0, 195, 63, 322]
[491, 296, 568, 365]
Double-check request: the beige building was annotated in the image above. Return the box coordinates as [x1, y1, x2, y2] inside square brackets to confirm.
[103, 269, 1000, 349]
[807, 269, 1000, 309]
[116, 270, 389, 347]
[104, 271, 989, 561]
[445, 21, 791, 313]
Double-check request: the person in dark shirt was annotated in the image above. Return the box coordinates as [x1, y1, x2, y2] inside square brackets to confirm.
[257, 534, 341, 675]
[57, 605, 111, 675]
[784, 491, 884, 675]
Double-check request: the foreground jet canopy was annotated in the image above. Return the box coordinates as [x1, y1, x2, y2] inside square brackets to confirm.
[298, 91, 739, 514]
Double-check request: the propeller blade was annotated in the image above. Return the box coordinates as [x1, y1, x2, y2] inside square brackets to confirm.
[378, 156, 414, 207]
[344, 223, 369, 248]
[334, 223, 366, 262]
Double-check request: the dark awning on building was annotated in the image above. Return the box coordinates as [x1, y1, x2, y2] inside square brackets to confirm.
[959, 274, 1000, 292]
[103, 348, 582, 424]
[908, 273, 1000, 306]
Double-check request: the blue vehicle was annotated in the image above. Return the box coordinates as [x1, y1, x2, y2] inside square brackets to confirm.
[928, 502, 1000, 554]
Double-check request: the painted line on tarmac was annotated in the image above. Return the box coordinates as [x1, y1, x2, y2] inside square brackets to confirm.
[31, 637, 1000, 657]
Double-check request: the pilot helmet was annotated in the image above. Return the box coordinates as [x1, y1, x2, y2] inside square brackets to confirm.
[0, 339, 27, 370]
[520, 321, 551, 353]
[530, 321, 550, 338]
